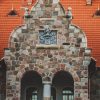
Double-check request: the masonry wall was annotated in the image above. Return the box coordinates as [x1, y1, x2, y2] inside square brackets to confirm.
[4, 0, 91, 100]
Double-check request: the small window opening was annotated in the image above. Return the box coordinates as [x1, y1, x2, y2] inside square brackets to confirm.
[26, 87, 38, 100]
[86, 1, 92, 5]
[32, 90, 37, 100]
[62, 88, 74, 100]
[94, 10, 100, 16]
[8, 9, 18, 16]
[93, 6, 100, 17]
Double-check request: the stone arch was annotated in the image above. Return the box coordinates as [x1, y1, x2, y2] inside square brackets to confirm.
[20, 70, 42, 100]
[16, 67, 43, 81]
[52, 68, 80, 82]
[52, 70, 74, 100]
[52, 70, 74, 83]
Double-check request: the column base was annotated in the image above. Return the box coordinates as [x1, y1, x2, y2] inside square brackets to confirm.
[44, 97, 51, 100]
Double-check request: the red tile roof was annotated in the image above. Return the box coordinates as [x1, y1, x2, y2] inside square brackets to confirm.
[0, 0, 100, 66]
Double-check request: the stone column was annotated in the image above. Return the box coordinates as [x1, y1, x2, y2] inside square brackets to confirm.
[43, 81, 51, 100]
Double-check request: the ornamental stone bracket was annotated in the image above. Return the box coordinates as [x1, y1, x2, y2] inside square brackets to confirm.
[36, 44, 62, 49]
[86, 0, 92, 5]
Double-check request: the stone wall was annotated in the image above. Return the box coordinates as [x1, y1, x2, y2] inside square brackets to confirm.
[4, 0, 91, 100]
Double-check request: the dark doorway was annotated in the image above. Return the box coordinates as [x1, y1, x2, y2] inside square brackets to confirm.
[52, 71, 74, 100]
[26, 87, 38, 100]
[21, 71, 42, 100]
[51, 87, 56, 100]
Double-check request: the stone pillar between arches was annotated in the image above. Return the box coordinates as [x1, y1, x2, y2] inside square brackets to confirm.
[43, 81, 51, 100]
[74, 78, 89, 100]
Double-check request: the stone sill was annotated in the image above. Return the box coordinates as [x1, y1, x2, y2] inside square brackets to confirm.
[40, 18, 56, 21]
[86, 4, 92, 6]
[36, 44, 62, 49]
[93, 15, 100, 18]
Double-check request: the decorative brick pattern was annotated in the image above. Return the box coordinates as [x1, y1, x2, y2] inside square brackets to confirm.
[4, 0, 91, 100]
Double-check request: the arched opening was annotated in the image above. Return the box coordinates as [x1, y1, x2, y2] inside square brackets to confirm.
[21, 71, 42, 100]
[52, 71, 74, 100]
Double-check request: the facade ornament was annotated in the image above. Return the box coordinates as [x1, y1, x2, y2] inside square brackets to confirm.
[39, 25, 57, 45]
[23, 7, 32, 19]
[42, 71, 52, 82]
[66, 7, 73, 27]
[43, 0, 52, 6]
[43, 0, 60, 6]
[27, 0, 33, 5]
[86, 0, 92, 5]
[93, 5, 100, 17]
[44, 26, 51, 37]
[66, 7, 73, 20]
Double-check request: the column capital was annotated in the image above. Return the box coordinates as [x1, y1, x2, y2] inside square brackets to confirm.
[43, 81, 52, 84]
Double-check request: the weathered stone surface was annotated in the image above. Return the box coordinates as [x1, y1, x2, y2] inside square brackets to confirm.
[4, 0, 91, 100]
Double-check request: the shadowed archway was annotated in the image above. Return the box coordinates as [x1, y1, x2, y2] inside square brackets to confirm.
[21, 71, 43, 100]
[52, 71, 74, 100]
